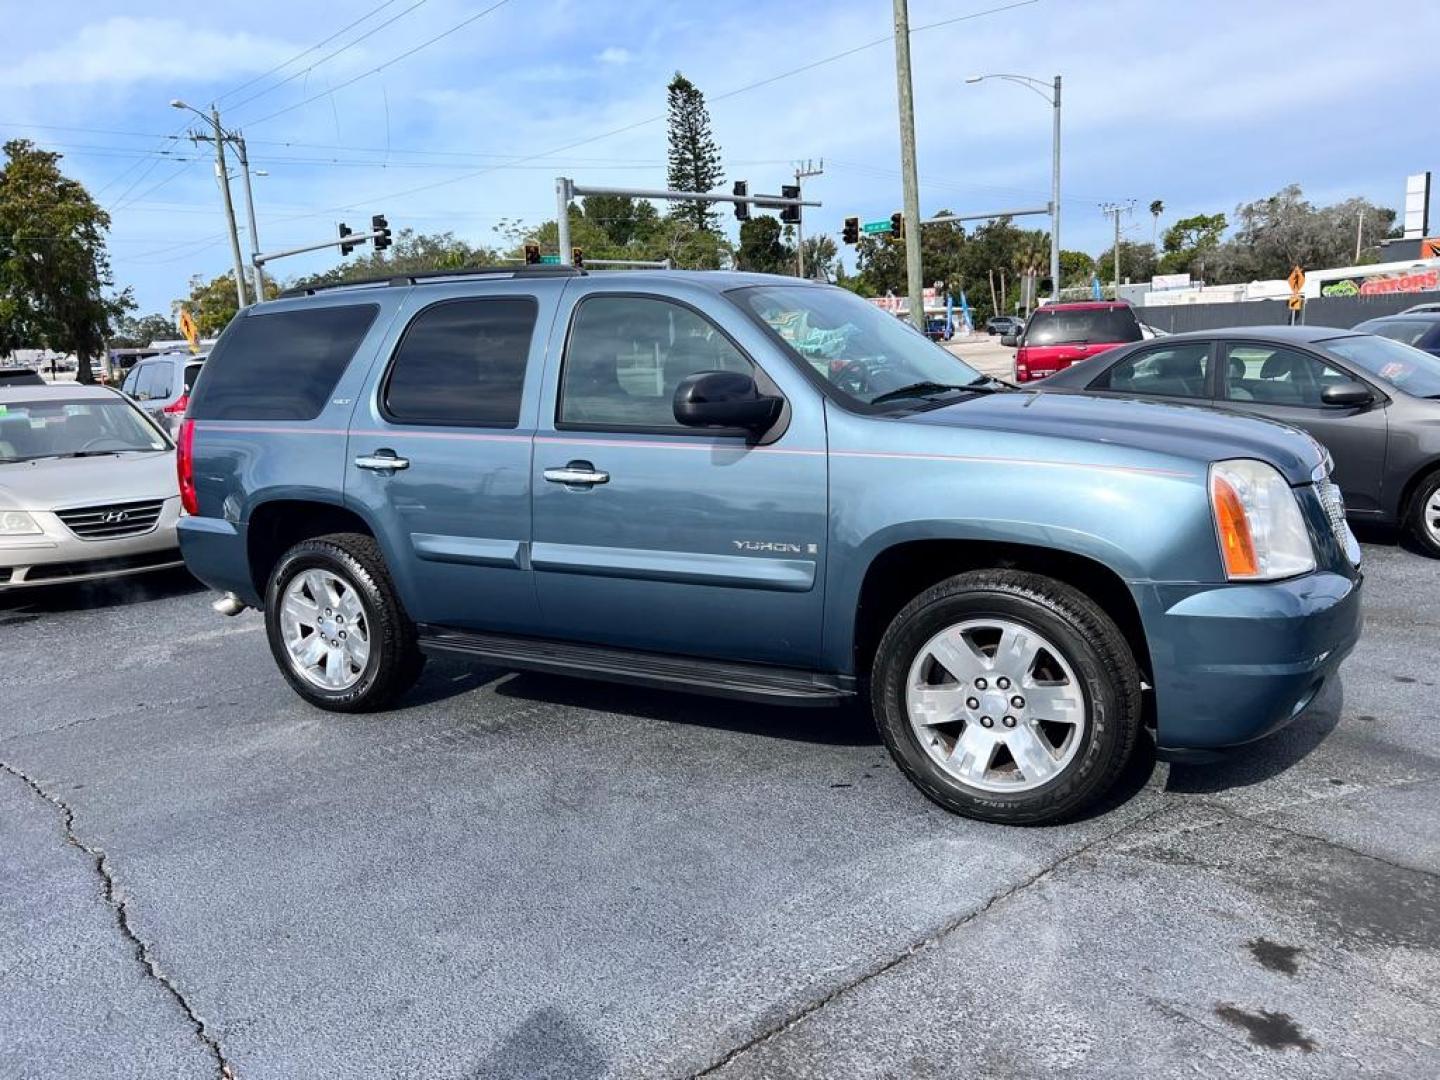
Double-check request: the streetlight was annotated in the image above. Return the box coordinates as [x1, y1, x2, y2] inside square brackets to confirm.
[965, 73, 1061, 304]
[170, 99, 261, 306]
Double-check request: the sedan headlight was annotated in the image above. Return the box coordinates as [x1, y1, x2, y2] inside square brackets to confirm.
[0, 510, 42, 536]
[1210, 459, 1315, 580]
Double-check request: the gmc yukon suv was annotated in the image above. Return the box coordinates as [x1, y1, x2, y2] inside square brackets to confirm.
[177, 267, 1363, 824]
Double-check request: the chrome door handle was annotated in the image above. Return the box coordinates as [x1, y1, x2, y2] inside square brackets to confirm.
[544, 465, 609, 486]
[354, 453, 409, 472]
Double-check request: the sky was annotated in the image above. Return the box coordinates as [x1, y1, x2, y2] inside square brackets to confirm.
[2, 0, 1437, 315]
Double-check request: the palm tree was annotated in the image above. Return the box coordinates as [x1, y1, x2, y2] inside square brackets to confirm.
[1149, 200, 1164, 246]
[1012, 235, 1048, 313]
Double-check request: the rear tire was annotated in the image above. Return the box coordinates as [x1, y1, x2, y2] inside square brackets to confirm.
[265, 532, 424, 712]
[871, 569, 1142, 825]
[1404, 470, 1440, 559]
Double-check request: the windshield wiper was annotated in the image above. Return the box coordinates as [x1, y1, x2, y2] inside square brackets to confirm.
[869, 381, 972, 404]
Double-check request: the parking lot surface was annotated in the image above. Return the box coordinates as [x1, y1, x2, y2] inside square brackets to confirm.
[1, 536, 1437, 1079]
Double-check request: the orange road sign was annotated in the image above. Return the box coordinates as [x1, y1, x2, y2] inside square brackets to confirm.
[1288, 294, 1304, 312]
[1287, 265, 1306, 293]
[177, 308, 200, 354]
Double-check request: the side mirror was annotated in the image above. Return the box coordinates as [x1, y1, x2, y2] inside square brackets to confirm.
[673, 371, 782, 431]
[1001, 334, 1019, 347]
[1321, 381, 1373, 408]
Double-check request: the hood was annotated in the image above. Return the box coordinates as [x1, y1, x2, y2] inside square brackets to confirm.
[908, 391, 1324, 483]
[0, 450, 178, 511]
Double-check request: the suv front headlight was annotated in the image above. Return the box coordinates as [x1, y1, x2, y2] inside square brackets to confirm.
[1209, 459, 1315, 580]
[0, 510, 42, 536]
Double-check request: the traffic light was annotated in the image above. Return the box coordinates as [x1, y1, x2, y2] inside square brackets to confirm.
[733, 180, 749, 222]
[843, 216, 859, 245]
[572, 248, 584, 269]
[371, 214, 391, 251]
[890, 212, 904, 240]
[780, 184, 801, 225]
[524, 243, 541, 265]
[338, 222, 358, 256]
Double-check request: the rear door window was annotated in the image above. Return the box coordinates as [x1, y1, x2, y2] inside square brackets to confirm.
[1222, 344, 1350, 406]
[1024, 307, 1142, 346]
[183, 363, 204, 393]
[382, 297, 538, 427]
[188, 305, 379, 421]
[1091, 343, 1212, 398]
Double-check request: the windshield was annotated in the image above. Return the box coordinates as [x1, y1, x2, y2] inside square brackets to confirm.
[1358, 319, 1435, 348]
[733, 285, 987, 408]
[1024, 307, 1142, 347]
[1322, 334, 1440, 398]
[0, 397, 168, 463]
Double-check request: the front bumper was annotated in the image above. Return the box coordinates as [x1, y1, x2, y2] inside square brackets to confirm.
[1137, 569, 1363, 750]
[0, 498, 183, 588]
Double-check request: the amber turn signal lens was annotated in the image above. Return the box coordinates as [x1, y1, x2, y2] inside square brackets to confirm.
[1211, 473, 1259, 578]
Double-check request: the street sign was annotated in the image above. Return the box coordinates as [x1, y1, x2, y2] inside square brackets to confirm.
[1288, 294, 1304, 312]
[540, 254, 561, 264]
[1287, 265, 1306, 293]
[862, 219, 894, 235]
[177, 308, 200, 355]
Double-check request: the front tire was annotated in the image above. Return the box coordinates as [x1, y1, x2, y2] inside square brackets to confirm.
[871, 570, 1142, 825]
[1405, 471, 1440, 559]
[264, 532, 424, 712]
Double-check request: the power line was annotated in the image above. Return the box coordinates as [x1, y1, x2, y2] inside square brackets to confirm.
[225, 0, 431, 115]
[215, 0, 404, 105]
[244, 0, 515, 128]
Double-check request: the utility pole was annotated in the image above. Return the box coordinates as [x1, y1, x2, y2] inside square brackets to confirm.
[891, 0, 925, 329]
[988, 268, 999, 316]
[793, 159, 824, 278]
[1101, 201, 1131, 299]
[1049, 75, 1061, 303]
[209, 106, 247, 309]
[232, 135, 266, 302]
[1355, 207, 1365, 263]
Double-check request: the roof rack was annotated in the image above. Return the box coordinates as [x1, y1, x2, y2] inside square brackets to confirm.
[279, 264, 586, 299]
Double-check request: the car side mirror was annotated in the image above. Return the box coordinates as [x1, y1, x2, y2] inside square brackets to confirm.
[1321, 381, 1373, 408]
[673, 371, 782, 432]
[1001, 334, 1019, 347]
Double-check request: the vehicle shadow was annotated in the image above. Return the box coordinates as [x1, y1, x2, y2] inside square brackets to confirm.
[1162, 677, 1343, 794]
[488, 669, 882, 748]
[1351, 519, 1431, 558]
[0, 567, 202, 615]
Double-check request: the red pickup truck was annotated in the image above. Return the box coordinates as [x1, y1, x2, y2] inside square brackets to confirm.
[1007, 301, 1144, 382]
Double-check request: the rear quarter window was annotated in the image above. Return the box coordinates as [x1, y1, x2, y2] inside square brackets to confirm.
[188, 304, 378, 421]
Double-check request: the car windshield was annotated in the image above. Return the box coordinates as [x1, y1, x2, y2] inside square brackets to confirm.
[1024, 307, 1142, 346]
[1322, 334, 1440, 399]
[733, 285, 988, 408]
[0, 397, 168, 463]
[1357, 319, 1434, 348]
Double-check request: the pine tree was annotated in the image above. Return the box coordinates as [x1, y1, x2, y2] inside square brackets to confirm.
[666, 72, 723, 232]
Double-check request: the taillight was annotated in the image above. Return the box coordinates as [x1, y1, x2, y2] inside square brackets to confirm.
[177, 419, 198, 516]
[163, 393, 189, 415]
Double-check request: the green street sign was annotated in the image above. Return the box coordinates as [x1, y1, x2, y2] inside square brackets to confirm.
[540, 254, 561, 264]
[862, 220, 894, 235]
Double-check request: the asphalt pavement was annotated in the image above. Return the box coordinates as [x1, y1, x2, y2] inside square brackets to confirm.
[1, 534, 1436, 1079]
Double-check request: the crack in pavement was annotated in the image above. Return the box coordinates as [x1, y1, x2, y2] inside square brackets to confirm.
[689, 801, 1175, 1078]
[0, 759, 237, 1080]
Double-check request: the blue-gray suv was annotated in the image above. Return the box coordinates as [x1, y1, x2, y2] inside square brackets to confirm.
[177, 267, 1363, 824]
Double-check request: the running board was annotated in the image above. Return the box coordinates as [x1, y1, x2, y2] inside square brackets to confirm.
[417, 625, 856, 706]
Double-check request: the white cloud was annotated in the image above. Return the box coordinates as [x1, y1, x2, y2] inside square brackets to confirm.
[597, 46, 633, 66]
[0, 16, 305, 89]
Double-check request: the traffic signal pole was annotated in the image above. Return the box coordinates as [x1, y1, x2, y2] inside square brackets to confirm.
[554, 178, 820, 267]
[892, 0, 924, 330]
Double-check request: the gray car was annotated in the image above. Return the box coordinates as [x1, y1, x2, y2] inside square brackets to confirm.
[121, 352, 206, 433]
[1036, 325, 1440, 556]
[0, 385, 183, 588]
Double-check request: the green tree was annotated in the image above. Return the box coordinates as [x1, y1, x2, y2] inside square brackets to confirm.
[580, 195, 660, 248]
[110, 312, 176, 348]
[0, 139, 128, 383]
[666, 72, 723, 232]
[292, 228, 501, 291]
[1096, 240, 1158, 286]
[179, 272, 280, 336]
[799, 235, 838, 281]
[736, 215, 793, 274]
[1148, 199, 1164, 245]
[1211, 185, 1397, 283]
[1158, 212, 1227, 274]
[1058, 249, 1095, 289]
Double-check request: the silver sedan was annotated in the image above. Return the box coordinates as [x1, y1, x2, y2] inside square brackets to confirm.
[0, 385, 183, 589]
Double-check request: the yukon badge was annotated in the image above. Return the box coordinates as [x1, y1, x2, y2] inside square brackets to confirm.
[733, 540, 819, 555]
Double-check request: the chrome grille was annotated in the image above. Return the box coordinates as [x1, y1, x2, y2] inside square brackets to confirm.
[1316, 479, 1362, 566]
[56, 500, 164, 540]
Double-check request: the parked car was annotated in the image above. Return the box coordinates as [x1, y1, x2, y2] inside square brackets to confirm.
[177, 268, 1361, 825]
[0, 368, 45, 387]
[1003, 300, 1143, 382]
[0, 385, 183, 588]
[1353, 312, 1440, 357]
[1400, 302, 1440, 315]
[986, 316, 1024, 336]
[121, 352, 206, 433]
[1036, 325, 1440, 556]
